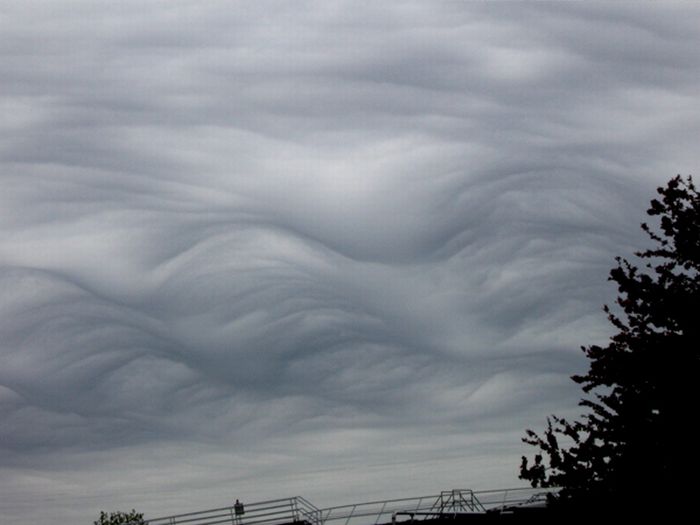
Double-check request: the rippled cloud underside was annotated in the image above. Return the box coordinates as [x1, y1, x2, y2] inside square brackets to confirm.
[2, 2, 700, 524]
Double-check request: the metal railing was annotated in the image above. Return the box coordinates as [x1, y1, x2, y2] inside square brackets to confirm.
[145, 496, 320, 525]
[315, 488, 559, 525]
[143, 487, 560, 525]
[469, 487, 559, 512]
[317, 493, 438, 525]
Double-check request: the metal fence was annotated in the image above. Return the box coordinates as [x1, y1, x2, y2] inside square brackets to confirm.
[315, 488, 559, 525]
[468, 487, 558, 511]
[145, 496, 320, 525]
[143, 487, 560, 525]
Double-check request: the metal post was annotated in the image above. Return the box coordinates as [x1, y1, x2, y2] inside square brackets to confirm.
[374, 501, 387, 525]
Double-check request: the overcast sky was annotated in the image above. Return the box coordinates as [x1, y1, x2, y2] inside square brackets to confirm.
[2, 2, 700, 524]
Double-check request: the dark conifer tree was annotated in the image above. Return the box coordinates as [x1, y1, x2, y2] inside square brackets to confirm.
[520, 175, 699, 514]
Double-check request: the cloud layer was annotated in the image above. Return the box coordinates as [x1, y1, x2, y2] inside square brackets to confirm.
[2, 2, 700, 523]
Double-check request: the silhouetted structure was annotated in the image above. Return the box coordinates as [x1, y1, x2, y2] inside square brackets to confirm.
[140, 489, 559, 525]
[520, 175, 700, 517]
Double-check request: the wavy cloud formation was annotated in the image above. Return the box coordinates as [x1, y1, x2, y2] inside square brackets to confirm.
[2, 2, 700, 523]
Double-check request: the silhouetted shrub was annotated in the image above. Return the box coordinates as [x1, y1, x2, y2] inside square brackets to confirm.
[94, 509, 145, 525]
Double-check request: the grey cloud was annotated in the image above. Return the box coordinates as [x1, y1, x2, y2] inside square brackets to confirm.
[2, 2, 700, 524]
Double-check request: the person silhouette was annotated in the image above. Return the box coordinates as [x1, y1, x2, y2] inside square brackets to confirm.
[234, 499, 245, 524]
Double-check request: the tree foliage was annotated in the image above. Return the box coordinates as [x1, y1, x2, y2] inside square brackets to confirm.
[94, 509, 145, 525]
[520, 175, 699, 511]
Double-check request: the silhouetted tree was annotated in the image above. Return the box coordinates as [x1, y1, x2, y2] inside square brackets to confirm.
[94, 509, 145, 525]
[520, 175, 699, 514]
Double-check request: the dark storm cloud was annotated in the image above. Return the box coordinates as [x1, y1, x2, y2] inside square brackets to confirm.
[2, 2, 700, 523]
